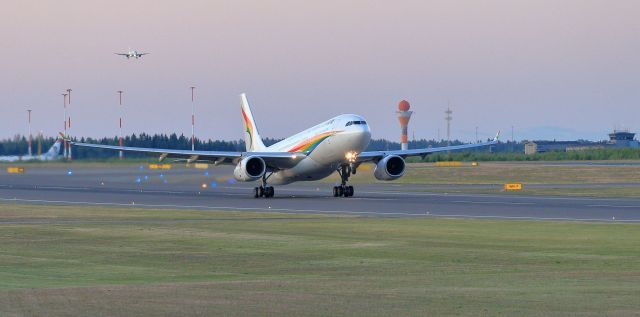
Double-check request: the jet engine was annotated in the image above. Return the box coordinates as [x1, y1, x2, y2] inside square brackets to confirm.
[233, 156, 266, 181]
[373, 155, 405, 181]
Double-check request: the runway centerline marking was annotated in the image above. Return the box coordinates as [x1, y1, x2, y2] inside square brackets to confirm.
[587, 204, 640, 209]
[451, 200, 535, 205]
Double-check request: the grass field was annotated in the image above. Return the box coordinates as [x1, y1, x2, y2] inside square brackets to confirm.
[1, 203, 639, 316]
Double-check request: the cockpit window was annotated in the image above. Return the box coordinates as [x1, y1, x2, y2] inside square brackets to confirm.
[345, 120, 367, 127]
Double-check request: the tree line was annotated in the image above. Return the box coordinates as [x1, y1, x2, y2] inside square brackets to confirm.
[0, 133, 491, 158]
[2, 133, 638, 161]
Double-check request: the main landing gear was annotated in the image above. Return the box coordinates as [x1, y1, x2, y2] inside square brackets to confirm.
[333, 164, 355, 198]
[254, 173, 275, 198]
[254, 185, 274, 198]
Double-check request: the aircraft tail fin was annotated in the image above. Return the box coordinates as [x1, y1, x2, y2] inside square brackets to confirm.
[240, 93, 266, 152]
[46, 139, 62, 158]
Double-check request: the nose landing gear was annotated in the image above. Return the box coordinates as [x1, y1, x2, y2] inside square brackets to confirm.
[334, 164, 355, 197]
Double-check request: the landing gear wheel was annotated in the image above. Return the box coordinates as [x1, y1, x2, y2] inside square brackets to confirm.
[255, 186, 275, 198]
[265, 186, 274, 198]
[333, 186, 340, 197]
[344, 185, 354, 197]
[337, 186, 344, 197]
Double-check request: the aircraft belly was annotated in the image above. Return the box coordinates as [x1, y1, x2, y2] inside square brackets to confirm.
[269, 157, 334, 185]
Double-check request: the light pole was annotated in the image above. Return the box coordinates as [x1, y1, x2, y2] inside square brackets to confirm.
[511, 125, 515, 152]
[27, 109, 32, 156]
[66, 88, 72, 160]
[475, 126, 478, 143]
[445, 106, 452, 147]
[117, 90, 124, 160]
[190, 86, 196, 151]
[62, 93, 68, 159]
[38, 130, 43, 156]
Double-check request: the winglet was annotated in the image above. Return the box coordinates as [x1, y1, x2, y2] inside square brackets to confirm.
[493, 131, 501, 142]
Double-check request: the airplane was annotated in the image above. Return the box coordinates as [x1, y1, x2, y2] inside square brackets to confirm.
[69, 94, 499, 198]
[115, 50, 149, 59]
[0, 139, 62, 162]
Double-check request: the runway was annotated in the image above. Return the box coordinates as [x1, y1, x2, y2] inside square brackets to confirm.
[2, 164, 640, 222]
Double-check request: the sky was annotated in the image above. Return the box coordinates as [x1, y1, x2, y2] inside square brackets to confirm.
[1, 0, 639, 142]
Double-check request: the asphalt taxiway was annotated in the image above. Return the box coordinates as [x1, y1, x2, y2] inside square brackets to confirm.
[1, 165, 640, 222]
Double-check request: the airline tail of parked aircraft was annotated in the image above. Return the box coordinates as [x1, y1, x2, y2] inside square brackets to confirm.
[46, 139, 62, 158]
[240, 93, 266, 152]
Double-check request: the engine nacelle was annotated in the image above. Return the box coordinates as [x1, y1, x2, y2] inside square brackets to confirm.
[373, 155, 406, 181]
[233, 156, 266, 181]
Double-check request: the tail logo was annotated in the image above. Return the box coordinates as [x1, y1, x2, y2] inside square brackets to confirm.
[241, 107, 254, 148]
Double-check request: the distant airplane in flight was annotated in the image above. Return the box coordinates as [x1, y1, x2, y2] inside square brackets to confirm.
[115, 50, 149, 59]
[0, 139, 62, 162]
[70, 94, 499, 198]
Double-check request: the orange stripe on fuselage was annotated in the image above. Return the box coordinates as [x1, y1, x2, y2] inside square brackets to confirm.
[287, 131, 336, 153]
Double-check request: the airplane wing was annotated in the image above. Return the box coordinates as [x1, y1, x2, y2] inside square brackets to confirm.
[139, 53, 149, 55]
[356, 131, 500, 163]
[69, 141, 306, 169]
[115, 53, 129, 56]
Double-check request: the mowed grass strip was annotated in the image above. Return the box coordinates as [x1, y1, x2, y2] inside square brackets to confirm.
[1, 203, 639, 316]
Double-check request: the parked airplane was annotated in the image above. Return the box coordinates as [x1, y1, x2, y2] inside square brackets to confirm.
[70, 94, 498, 198]
[115, 50, 149, 59]
[0, 139, 62, 162]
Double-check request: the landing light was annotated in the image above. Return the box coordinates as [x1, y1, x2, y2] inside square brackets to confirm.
[345, 151, 357, 163]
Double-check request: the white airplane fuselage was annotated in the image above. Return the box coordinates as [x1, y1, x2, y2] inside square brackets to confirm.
[256, 114, 371, 185]
[0, 141, 62, 162]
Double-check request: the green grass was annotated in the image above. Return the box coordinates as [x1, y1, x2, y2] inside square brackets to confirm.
[1, 204, 639, 316]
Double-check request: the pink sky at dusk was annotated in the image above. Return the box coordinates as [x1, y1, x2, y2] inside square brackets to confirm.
[1, 0, 639, 142]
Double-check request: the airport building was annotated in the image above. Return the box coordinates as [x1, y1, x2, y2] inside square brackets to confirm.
[524, 130, 639, 155]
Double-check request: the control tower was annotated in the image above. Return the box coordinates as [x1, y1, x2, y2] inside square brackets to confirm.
[396, 100, 413, 150]
[608, 129, 638, 148]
